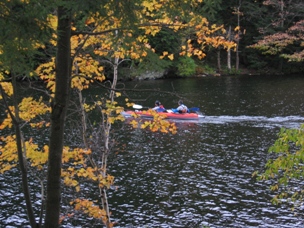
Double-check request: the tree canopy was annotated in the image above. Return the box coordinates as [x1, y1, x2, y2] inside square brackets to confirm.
[1, 0, 303, 227]
[0, 0, 235, 227]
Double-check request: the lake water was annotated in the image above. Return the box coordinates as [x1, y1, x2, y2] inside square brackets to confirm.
[1, 75, 304, 227]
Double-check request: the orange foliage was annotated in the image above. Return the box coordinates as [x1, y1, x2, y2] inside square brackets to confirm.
[250, 16, 303, 62]
[130, 110, 177, 134]
[71, 199, 113, 227]
[0, 97, 50, 130]
[0, 135, 18, 173]
[0, 136, 49, 173]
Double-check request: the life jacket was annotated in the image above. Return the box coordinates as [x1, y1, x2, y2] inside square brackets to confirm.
[178, 105, 188, 113]
[156, 105, 165, 112]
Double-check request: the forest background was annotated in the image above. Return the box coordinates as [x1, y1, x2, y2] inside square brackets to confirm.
[0, 0, 304, 227]
[1, 0, 304, 82]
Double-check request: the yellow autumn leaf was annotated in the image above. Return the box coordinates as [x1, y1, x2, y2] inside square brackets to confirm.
[179, 51, 186, 56]
[0, 113, 13, 130]
[0, 82, 13, 96]
[141, 51, 148, 57]
[85, 17, 95, 25]
[142, 1, 155, 11]
[0, 135, 18, 173]
[130, 52, 140, 59]
[168, 54, 174, 60]
[47, 14, 57, 29]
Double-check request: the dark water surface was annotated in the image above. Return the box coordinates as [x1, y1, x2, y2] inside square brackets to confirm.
[1, 75, 304, 227]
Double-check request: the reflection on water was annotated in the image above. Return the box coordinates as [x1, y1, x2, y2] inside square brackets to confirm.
[1, 75, 304, 227]
[125, 114, 304, 129]
[201, 115, 304, 129]
[109, 120, 304, 227]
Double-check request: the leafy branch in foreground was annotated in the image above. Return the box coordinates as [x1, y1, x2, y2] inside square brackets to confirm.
[1, 1, 235, 227]
[253, 124, 304, 209]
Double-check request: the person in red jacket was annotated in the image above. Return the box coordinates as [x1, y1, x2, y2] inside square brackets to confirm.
[152, 100, 166, 112]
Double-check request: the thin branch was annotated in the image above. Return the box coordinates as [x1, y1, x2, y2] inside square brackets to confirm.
[0, 84, 17, 124]
[71, 34, 90, 62]
[71, 22, 184, 36]
[28, 82, 53, 99]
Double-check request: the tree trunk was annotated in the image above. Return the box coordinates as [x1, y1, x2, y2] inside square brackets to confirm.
[227, 26, 231, 72]
[101, 55, 119, 228]
[45, 6, 71, 227]
[279, 0, 284, 72]
[12, 74, 38, 227]
[1, 74, 37, 227]
[236, 3, 240, 71]
[217, 49, 221, 73]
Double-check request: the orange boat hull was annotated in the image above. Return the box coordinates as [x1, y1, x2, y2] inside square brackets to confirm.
[121, 110, 199, 120]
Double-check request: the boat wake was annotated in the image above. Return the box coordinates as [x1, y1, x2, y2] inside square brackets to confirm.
[200, 115, 304, 128]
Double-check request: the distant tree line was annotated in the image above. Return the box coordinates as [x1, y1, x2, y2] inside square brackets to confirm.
[146, 0, 304, 76]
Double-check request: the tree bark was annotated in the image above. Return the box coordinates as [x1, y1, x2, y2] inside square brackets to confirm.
[45, 6, 71, 227]
[100, 51, 120, 228]
[236, 0, 242, 71]
[1, 75, 37, 227]
[217, 49, 221, 73]
[227, 25, 231, 71]
[12, 74, 38, 227]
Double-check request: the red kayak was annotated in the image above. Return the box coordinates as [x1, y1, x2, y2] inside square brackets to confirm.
[121, 110, 201, 120]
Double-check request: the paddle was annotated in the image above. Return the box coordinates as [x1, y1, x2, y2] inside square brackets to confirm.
[132, 104, 145, 109]
[133, 104, 168, 112]
[189, 107, 200, 112]
[133, 104, 162, 110]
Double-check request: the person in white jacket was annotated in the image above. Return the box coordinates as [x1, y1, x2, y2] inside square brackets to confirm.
[175, 100, 188, 113]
